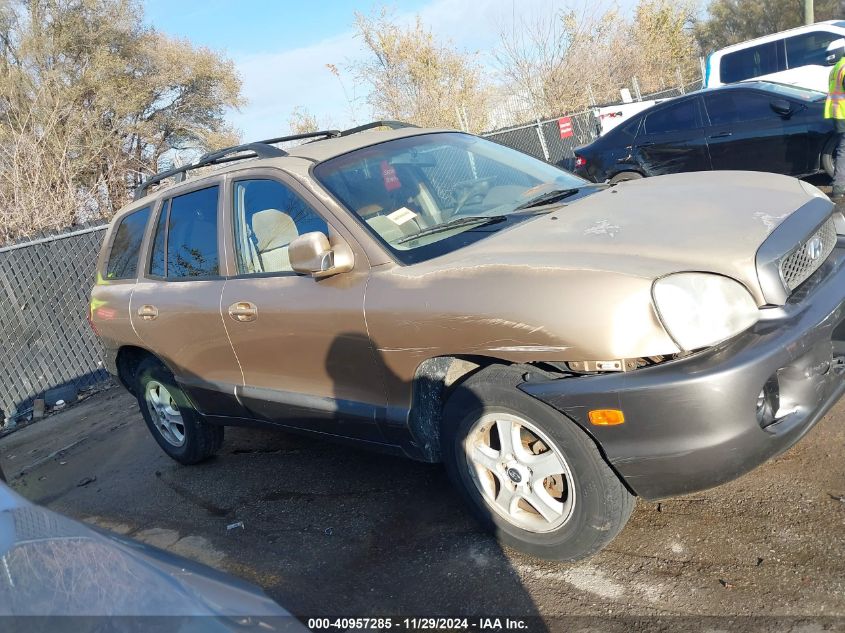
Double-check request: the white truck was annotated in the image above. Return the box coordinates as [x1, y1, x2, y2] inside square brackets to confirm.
[704, 20, 845, 92]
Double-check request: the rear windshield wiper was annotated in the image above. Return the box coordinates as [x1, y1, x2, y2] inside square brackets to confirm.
[395, 215, 508, 245]
[513, 187, 580, 211]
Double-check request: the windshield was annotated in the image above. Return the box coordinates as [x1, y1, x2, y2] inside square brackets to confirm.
[314, 132, 586, 263]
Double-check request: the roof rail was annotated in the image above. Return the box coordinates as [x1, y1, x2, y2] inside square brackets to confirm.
[339, 120, 418, 136]
[134, 129, 343, 200]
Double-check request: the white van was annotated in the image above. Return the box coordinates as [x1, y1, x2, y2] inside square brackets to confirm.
[705, 21, 845, 92]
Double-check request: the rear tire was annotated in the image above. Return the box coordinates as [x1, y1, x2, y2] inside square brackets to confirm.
[609, 171, 643, 184]
[134, 357, 223, 465]
[442, 365, 635, 561]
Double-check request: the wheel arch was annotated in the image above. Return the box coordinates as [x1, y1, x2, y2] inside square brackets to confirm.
[115, 345, 172, 396]
[407, 354, 516, 462]
[608, 169, 645, 184]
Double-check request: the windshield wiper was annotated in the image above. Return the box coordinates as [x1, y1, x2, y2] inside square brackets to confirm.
[395, 215, 508, 245]
[513, 187, 581, 211]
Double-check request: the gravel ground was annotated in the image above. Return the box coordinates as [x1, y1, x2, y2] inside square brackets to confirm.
[1, 383, 844, 631]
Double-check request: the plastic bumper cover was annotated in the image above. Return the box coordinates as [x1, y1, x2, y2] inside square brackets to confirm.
[519, 244, 845, 500]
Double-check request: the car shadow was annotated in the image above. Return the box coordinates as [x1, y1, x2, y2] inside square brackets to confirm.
[307, 332, 548, 622]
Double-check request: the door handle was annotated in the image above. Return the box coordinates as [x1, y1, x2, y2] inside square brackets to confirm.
[137, 305, 158, 321]
[709, 131, 732, 139]
[228, 301, 258, 323]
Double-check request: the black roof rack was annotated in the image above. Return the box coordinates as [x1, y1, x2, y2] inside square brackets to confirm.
[134, 123, 416, 199]
[339, 120, 418, 136]
[134, 129, 342, 200]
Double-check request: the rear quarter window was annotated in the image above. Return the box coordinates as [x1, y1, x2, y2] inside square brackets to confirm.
[147, 186, 220, 279]
[105, 206, 151, 280]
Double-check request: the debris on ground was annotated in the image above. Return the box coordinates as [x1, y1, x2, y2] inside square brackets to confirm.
[828, 493, 845, 504]
[718, 579, 735, 589]
[77, 476, 96, 487]
[226, 521, 245, 531]
[325, 527, 333, 536]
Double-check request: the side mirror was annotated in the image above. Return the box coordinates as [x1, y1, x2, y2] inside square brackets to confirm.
[770, 99, 792, 117]
[289, 231, 353, 278]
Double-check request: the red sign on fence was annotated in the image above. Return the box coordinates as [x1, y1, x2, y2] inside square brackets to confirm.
[558, 116, 573, 139]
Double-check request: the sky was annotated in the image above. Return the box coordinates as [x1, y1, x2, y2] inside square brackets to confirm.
[143, 0, 639, 141]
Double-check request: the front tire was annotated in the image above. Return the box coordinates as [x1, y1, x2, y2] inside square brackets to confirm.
[134, 357, 223, 465]
[442, 365, 634, 561]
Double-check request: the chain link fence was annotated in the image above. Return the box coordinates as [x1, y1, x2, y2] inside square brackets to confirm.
[481, 77, 704, 166]
[0, 225, 108, 423]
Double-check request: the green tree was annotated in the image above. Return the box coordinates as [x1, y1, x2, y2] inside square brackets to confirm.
[696, 0, 845, 53]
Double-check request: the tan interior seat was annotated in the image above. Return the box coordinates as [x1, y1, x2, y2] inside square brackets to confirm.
[251, 209, 299, 272]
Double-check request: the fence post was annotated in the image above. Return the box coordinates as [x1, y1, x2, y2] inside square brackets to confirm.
[676, 67, 686, 94]
[632, 76, 642, 102]
[454, 106, 467, 131]
[535, 119, 550, 162]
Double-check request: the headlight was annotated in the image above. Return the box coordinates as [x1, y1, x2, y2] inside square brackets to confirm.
[652, 273, 759, 351]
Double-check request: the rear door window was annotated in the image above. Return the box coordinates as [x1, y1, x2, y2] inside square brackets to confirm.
[703, 90, 781, 126]
[643, 99, 699, 134]
[785, 31, 841, 68]
[147, 186, 220, 279]
[720, 41, 785, 83]
[105, 206, 150, 280]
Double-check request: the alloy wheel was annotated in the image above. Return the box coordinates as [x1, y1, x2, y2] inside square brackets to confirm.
[144, 381, 186, 447]
[464, 412, 575, 533]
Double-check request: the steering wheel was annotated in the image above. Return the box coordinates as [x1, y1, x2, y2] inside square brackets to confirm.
[450, 176, 498, 217]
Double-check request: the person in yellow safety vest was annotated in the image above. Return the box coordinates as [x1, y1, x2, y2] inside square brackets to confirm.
[825, 38, 845, 201]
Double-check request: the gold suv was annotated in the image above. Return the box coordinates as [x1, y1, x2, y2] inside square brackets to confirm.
[91, 121, 845, 560]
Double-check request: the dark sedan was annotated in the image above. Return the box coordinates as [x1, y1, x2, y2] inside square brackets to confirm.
[572, 81, 837, 184]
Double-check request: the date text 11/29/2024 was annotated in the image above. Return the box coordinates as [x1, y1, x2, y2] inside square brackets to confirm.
[307, 617, 529, 630]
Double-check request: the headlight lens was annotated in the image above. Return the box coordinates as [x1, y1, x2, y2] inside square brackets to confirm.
[652, 273, 759, 351]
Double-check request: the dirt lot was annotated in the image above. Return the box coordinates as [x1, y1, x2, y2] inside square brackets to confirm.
[2, 382, 845, 629]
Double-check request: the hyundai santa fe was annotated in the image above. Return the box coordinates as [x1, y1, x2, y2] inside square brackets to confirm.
[90, 121, 845, 561]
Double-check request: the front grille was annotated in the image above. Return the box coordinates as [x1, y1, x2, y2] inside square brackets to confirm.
[779, 217, 837, 291]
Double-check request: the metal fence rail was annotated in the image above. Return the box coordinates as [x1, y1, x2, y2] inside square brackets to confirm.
[0, 225, 108, 421]
[482, 79, 702, 165]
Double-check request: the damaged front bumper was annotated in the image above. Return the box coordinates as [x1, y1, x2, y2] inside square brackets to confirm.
[519, 242, 845, 500]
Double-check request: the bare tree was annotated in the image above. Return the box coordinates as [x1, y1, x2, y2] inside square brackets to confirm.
[287, 106, 321, 135]
[495, 0, 699, 117]
[349, 7, 491, 132]
[0, 0, 244, 244]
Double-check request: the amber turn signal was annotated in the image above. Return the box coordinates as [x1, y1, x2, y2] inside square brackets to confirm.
[588, 409, 625, 426]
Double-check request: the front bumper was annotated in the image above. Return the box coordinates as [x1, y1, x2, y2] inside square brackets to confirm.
[520, 242, 845, 500]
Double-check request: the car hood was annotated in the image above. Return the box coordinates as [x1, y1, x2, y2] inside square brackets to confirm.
[454, 171, 826, 305]
[0, 483, 297, 625]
